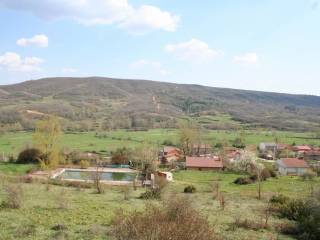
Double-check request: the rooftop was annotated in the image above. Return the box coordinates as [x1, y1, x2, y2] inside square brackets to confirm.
[186, 156, 223, 168]
[278, 158, 309, 168]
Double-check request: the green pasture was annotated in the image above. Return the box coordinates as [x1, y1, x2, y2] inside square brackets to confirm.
[0, 167, 318, 240]
[0, 129, 319, 157]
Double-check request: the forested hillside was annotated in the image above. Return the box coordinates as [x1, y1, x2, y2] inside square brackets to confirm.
[1, 77, 320, 131]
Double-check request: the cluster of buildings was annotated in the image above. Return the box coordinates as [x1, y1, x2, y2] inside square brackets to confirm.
[158, 142, 319, 176]
[159, 144, 241, 171]
[259, 142, 320, 176]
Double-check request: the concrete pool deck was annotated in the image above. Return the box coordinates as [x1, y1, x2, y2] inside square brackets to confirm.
[28, 167, 140, 186]
[51, 167, 140, 186]
[51, 167, 138, 178]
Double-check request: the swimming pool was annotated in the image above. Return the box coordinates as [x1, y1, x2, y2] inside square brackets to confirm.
[57, 169, 137, 182]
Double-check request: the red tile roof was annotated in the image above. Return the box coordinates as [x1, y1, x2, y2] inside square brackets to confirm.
[279, 158, 309, 168]
[186, 156, 223, 168]
[163, 146, 178, 152]
[293, 145, 311, 151]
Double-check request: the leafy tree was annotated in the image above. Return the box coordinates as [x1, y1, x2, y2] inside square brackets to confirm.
[111, 147, 131, 165]
[33, 116, 62, 169]
[177, 120, 201, 157]
[132, 142, 158, 179]
[17, 148, 42, 164]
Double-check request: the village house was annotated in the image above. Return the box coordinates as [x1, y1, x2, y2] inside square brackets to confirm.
[191, 143, 212, 156]
[292, 145, 312, 153]
[159, 146, 181, 164]
[259, 142, 277, 153]
[258, 142, 277, 159]
[186, 156, 223, 171]
[224, 148, 241, 163]
[276, 158, 310, 176]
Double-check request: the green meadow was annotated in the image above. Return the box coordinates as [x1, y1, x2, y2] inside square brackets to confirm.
[0, 166, 318, 240]
[0, 129, 319, 156]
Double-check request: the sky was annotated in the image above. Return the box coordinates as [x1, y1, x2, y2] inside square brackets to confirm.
[0, 0, 319, 95]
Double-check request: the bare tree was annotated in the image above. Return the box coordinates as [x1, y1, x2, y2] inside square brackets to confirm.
[91, 166, 104, 194]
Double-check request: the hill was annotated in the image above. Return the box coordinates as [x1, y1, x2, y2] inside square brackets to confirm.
[0, 77, 320, 131]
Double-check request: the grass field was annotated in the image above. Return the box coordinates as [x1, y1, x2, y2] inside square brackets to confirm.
[1, 129, 320, 156]
[0, 165, 318, 240]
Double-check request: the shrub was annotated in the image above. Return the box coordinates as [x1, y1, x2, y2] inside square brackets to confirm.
[0, 184, 23, 209]
[162, 139, 174, 146]
[16, 148, 42, 164]
[234, 177, 253, 185]
[80, 160, 90, 169]
[232, 217, 268, 231]
[279, 198, 306, 220]
[260, 168, 271, 180]
[296, 199, 320, 240]
[111, 196, 216, 240]
[111, 147, 131, 165]
[139, 187, 162, 199]
[270, 194, 290, 205]
[268, 168, 277, 178]
[184, 185, 196, 193]
[275, 222, 299, 235]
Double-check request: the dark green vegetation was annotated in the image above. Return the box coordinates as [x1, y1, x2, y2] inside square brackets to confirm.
[0, 167, 319, 240]
[1, 77, 320, 132]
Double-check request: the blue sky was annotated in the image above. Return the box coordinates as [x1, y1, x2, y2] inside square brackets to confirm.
[0, 0, 319, 95]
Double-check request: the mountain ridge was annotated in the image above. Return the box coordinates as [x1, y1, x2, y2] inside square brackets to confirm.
[0, 77, 319, 132]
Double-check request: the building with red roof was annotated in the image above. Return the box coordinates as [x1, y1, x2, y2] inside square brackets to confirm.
[292, 145, 312, 153]
[159, 146, 182, 164]
[276, 158, 310, 176]
[186, 156, 223, 170]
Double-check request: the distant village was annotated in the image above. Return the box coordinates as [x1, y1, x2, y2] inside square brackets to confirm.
[158, 142, 320, 177]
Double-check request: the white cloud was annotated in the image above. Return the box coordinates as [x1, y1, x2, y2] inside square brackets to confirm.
[120, 5, 179, 34]
[17, 34, 48, 47]
[0, 52, 44, 72]
[0, 0, 179, 34]
[62, 67, 78, 73]
[233, 52, 258, 65]
[130, 59, 169, 76]
[165, 38, 223, 63]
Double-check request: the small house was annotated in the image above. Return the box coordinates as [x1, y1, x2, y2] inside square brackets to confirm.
[159, 146, 181, 164]
[186, 156, 223, 171]
[259, 142, 277, 153]
[276, 158, 310, 176]
[157, 171, 173, 182]
[292, 145, 311, 153]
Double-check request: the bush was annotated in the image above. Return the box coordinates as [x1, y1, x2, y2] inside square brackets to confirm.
[111, 147, 131, 165]
[0, 184, 23, 209]
[184, 185, 196, 193]
[268, 168, 277, 178]
[16, 148, 42, 164]
[260, 168, 271, 180]
[234, 177, 253, 185]
[80, 160, 90, 169]
[279, 198, 306, 220]
[111, 196, 216, 240]
[296, 199, 320, 240]
[270, 194, 290, 205]
[162, 139, 174, 146]
[139, 187, 162, 199]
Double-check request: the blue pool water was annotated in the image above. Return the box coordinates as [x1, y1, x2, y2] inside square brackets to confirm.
[59, 170, 137, 181]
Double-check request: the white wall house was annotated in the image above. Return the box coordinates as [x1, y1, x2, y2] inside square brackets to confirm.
[276, 158, 309, 176]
